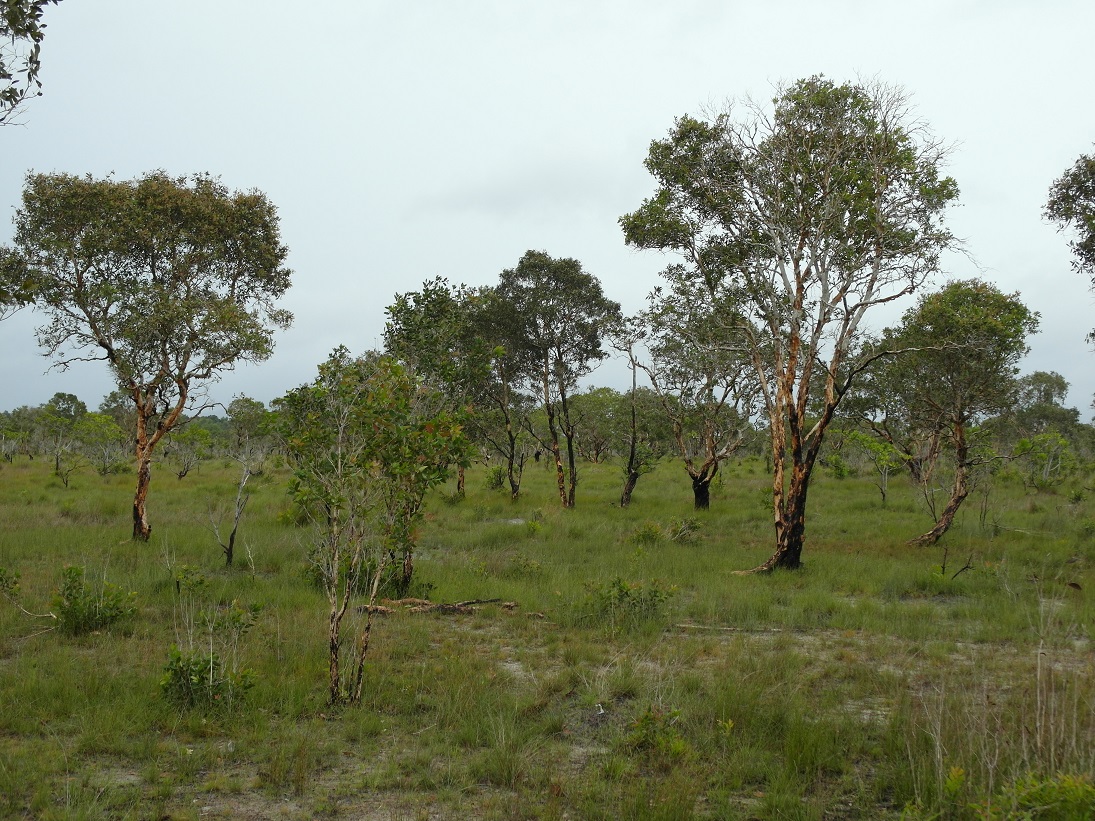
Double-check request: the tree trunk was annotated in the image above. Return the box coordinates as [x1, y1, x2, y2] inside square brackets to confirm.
[620, 470, 640, 508]
[132, 450, 153, 541]
[692, 474, 712, 510]
[328, 606, 342, 706]
[751, 463, 811, 571]
[399, 548, 414, 595]
[909, 425, 970, 546]
[456, 464, 465, 497]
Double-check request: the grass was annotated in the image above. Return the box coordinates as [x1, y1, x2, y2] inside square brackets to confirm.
[1, 454, 1094, 818]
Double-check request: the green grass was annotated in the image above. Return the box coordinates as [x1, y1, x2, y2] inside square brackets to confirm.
[1, 454, 1094, 818]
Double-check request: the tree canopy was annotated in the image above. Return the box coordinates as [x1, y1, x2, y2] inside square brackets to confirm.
[0, 0, 61, 124]
[1045, 149, 1095, 343]
[12, 170, 293, 539]
[622, 76, 960, 569]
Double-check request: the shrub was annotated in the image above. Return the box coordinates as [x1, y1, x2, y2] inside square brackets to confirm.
[53, 565, 136, 636]
[582, 576, 676, 633]
[629, 521, 664, 545]
[484, 465, 506, 492]
[625, 704, 692, 767]
[161, 644, 256, 709]
[164, 570, 260, 710]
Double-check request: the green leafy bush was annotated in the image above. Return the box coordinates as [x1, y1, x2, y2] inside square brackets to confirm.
[164, 570, 260, 710]
[161, 644, 256, 709]
[53, 565, 136, 636]
[582, 576, 675, 633]
[484, 465, 506, 492]
[625, 704, 692, 768]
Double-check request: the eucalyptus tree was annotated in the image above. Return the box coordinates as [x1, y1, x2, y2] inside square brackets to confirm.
[0, 0, 62, 124]
[635, 268, 758, 509]
[875, 280, 1038, 545]
[496, 250, 621, 508]
[12, 171, 293, 540]
[1046, 150, 1095, 343]
[622, 76, 959, 570]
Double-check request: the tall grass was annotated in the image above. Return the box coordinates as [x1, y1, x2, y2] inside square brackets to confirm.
[1, 454, 1092, 818]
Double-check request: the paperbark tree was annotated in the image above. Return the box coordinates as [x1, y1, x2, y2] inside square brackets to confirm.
[622, 77, 959, 570]
[0, 0, 62, 124]
[876, 280, 1038, 545]
[635, 267, 757, 510]
[496, 250, 621, 509]
[13, 171, 292, 540]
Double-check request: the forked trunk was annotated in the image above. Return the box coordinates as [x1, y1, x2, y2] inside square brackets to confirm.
[906, 459, 967, 549]
[752, 463, 811, 571]
[692, 475, 712, 510]
[909, 430, 971, 546]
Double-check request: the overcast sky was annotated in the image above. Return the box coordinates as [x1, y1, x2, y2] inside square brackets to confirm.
[1, 1, 1093, 415]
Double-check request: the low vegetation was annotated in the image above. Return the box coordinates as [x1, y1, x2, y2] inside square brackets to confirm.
[2, 452, 1093, 819]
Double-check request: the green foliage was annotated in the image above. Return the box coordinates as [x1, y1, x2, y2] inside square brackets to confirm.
[629, 521, 664, 545]
[0, 0, 62, 125]
[278, 347, 469, 704]
[629, 518, 702, 545]
[13, 170, 294, 538]
[622, 76, 961, 565]
[1016, 432, 1077, 490]
[625, 704, 691, 767]
[1046, 150, 1095, 342]
[581, 576, 676, 633]
[1001, 772, 1095, 819]
[52, 565, 136, 636]
[484, 464, 506, 492]
[163, 567, 259, 710]
[0, 565, 18, 598]
[822, 453, 854, 480]
[160, 644, 256, 710]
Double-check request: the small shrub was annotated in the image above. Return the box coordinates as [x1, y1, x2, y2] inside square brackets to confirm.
[166, 570, 260, 710]
[53, 565, 137, 636]
[161, 645, 256, 709]
[665, 517, 701, 544]
[625, 704, 692, 767]
[1003, 772, 1095, 819]
[822, 454, 854, 479]
[629, 521, 663, 545]
[582, 576, 676, 633]
[484, 465, 506, 492]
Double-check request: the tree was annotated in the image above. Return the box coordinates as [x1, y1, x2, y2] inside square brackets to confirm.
[496, 250, 621, 508]
[568, 387, 621, 464]
[875, 280, 1038, 545]
[384, 277, 495, 496]
[622, 77, 959, 570]
[0, 0, 62, 125]
[1045, 150, 1095, 342]
[635, 268, 757, 510]
[277, 348, 467, 706]
[207, 396, 276, 566]
[13, 171, 292, 541]
[37, 390, 85, 479]
[610, 324, 672, 508]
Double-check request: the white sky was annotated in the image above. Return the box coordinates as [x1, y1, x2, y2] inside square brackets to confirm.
[1, 0, 1093, 415]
